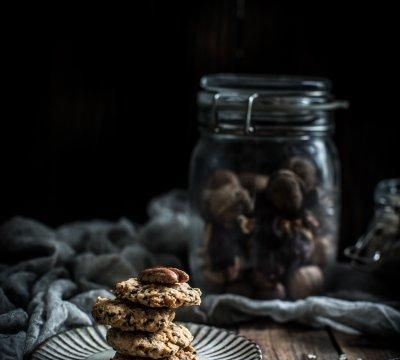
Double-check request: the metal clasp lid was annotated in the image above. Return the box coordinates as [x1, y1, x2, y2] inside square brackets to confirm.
[209, 91, 349, 135]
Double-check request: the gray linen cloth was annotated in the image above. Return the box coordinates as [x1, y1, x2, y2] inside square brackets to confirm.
[0, 191, 399, 360]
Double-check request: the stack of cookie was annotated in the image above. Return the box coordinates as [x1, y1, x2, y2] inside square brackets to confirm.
[92, 267, 202, 360]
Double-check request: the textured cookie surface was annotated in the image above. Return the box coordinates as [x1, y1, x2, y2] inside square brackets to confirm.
[112, 345, 197, 360]
[92, 297, 174, 332]
[107, 323, 194, 359]
[114, 278, 201, 308]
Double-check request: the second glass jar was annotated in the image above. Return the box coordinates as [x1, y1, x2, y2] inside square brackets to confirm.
[189, 74, 347, 299]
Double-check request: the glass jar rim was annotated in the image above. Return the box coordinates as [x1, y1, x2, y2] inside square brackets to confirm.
[201, 73, 332, 95]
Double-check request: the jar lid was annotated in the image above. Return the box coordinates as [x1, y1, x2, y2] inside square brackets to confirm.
[198, 74, 348, 135]
[201, 73, 331, 96]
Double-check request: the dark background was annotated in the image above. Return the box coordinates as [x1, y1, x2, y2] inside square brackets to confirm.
[2, 1, 399, 253]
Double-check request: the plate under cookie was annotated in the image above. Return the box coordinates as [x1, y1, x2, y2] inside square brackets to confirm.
[31, 323, 262, 360]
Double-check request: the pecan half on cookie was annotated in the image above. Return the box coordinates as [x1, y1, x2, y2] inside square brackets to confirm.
[138, 267, 190, 284]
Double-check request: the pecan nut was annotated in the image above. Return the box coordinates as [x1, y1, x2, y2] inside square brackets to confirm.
[138, 267, 189, 284]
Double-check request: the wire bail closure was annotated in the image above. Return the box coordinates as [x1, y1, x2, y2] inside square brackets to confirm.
[245, 93, 258, 135]
[208, 92, 348, 135]
[211, 93, 222, 133]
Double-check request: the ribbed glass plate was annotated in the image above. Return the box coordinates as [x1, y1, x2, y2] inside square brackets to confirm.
[32, 323, 262, 360]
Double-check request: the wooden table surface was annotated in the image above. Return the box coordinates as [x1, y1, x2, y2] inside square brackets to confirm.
[235, 321, 400, 360]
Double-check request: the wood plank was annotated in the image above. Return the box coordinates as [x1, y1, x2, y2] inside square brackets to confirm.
[239, 322, 338, 360]
[333, 331, 400, 360]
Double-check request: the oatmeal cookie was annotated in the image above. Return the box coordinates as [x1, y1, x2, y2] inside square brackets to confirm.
[92, 297, 174, 332]
[107, 323, 193, 359]
[114, 278, 201, 308]
[112, 345, 197, 360]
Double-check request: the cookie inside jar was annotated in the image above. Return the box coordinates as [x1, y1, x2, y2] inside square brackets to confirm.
[195, 158, 336, 299]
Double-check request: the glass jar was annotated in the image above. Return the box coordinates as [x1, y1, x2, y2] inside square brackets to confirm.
[189, 74, 348, 299]
[345, 178, 400, 276]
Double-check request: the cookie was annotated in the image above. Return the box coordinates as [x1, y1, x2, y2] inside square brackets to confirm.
[92, 297, 174, 332]
[112, 345, 197, 360]
[107, 323, 193, 359]
[138, 267, 189, 284]
[114, 278, 201, 308]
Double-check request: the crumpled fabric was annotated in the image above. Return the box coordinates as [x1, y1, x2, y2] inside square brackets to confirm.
[0, 190, 399, 360]
[178, 294, 400, 336]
